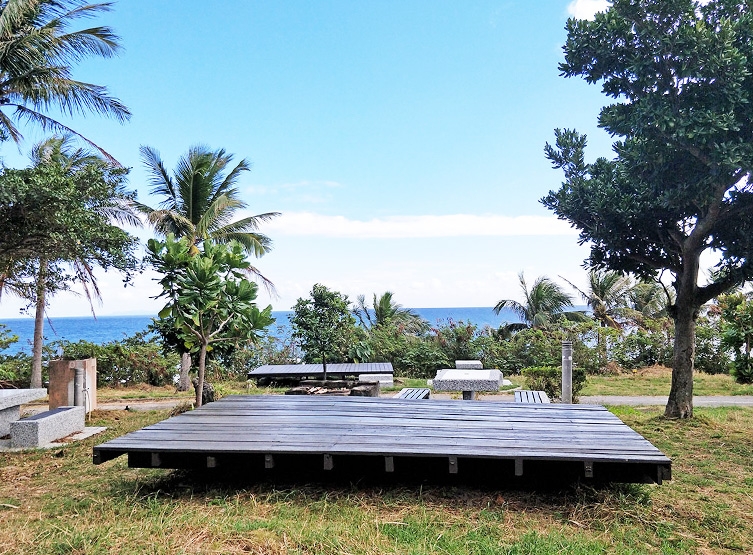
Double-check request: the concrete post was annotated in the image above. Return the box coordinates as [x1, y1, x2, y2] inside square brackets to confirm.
[561, 341, 573, 404]
[73, 365, 84, 407]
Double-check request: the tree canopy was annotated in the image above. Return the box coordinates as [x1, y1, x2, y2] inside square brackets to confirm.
[290, 284, 356, 378]
[543, 0, 753, 417]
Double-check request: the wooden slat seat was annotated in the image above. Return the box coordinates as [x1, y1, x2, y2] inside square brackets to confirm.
[393, 388, 431, 400]
[514, 390, 550, 403]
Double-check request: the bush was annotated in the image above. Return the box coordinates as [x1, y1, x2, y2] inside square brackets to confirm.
[433, 320, 480, 363]
[396, 340, 449, 378]
[521, 365, 586, 402]
[220, 330, 301, 380]
[731, 354, 753, 384]
[695, 318, 732, 375]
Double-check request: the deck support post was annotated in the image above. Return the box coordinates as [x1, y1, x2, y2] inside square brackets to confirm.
[206, 456, 217, 468]
[264, 454, 275, 469]
[323, 453, 333, 471]
[584, 461, 594, 478]
[462, 391, 476, 400]
[448, 456, 458, 474]
[385, 456, 394, 473]
[515, 458, 523, 476]
[150, 453, 161, 467]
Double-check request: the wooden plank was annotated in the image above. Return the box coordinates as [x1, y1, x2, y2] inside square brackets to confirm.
[249, 363, 393, 379]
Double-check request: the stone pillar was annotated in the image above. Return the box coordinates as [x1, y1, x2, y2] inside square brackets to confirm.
[562, 341, 573, 404]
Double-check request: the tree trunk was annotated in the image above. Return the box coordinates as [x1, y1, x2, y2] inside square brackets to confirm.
[665, 256, 700, 419]
[322, 353, 327, 381]
[177, 352, 191, 391]
[30, 260, 47, 389]
[196, 342, 208, 407]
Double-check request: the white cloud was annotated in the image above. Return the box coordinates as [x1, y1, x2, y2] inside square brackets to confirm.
[567, 0, 610, 20]
[262, 212, 577, 239]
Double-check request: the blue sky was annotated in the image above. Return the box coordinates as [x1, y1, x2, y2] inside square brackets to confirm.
[1, 0, 615, 317]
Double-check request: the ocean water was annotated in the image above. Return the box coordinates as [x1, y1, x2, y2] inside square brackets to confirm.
[0, 307, 521, 355]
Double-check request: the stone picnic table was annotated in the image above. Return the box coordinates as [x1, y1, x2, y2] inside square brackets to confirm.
[0, 389, 47, 435]
[431, 368, 502, 400]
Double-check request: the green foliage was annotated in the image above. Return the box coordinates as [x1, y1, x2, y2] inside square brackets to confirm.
[522, 365, 586, 402]
[0, 324, 18, 351]
[56, 333, 180, 387]
[720, 293, 753, 383]
[611, 318, 674, 370]
[353, 291, 428, 334]
[433, 319, 479, 362]
[0, 0, 130, 152]
[148, 235, 274, 404]
[290, 284, 357, 371]
[395, 340, 450, 379]
[695, 315, 732, 375]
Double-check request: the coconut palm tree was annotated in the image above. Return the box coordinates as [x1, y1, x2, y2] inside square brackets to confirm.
[353, 291, 428, 334]
[138, 145, 279, 271]
[562, 270, 631, 329]
[0, 0, 130, 158]
[493, 272, 585, 329]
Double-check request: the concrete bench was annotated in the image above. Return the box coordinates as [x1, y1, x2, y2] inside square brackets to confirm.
[358, 373, 394, 387]
[0, 389, 47, 435]
[393, 388, 431, 400]
[514, 390, 550, 403]
[10, 406, 85, 448]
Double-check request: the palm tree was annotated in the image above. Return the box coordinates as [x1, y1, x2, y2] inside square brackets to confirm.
[562, 270, 631, 329]
[138, 145, 279, 269]
[493, 272, 584, 329]
[0, 0, 130, 159]
[139, 145, 279, 391]
[353, 291, 428, 334]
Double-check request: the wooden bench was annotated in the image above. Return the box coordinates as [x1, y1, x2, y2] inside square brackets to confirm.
[393, 388, 431, 400]
[514, 390, 550, 403]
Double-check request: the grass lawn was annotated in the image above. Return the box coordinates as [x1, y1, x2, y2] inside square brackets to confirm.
[581, 365, 753, 397]
[1, 406, 752, 554]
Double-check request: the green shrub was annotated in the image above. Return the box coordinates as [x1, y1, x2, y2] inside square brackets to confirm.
[521, 365, 586, 401]
[396, 340, 449, 378]
[57, 333, 180, 387]
[731, 354, 753, 384]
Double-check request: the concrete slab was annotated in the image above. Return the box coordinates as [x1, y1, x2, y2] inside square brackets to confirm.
[358, 373, 394, 387]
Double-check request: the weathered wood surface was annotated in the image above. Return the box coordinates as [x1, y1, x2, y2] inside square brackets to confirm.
[94, 395, 671, 482]
[248, 362, 393, 379]
[514, 390, 551, 404]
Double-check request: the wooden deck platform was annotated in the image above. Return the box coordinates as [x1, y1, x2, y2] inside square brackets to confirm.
[93, 395, 671, 484]
[248, 362, 393, 382]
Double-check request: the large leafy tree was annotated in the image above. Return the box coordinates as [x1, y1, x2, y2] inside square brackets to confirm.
[290, 284, 356, 379]
[493, 273, 583, 330]
[148, 235, 274, 406]
[0, 0, 130, 158]
[0, 136, 139, 387]
[543, 0, 753, 417]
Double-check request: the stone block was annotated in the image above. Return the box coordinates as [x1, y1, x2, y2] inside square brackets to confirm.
[10, 406, 85, 448]
[358, 373, 394, 387]
[432, 368, 502, 392]
[349, 382, 380, 397]
[455, 360, 483, 369]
